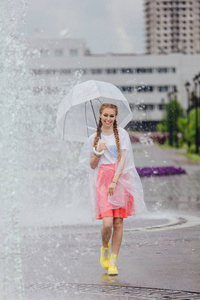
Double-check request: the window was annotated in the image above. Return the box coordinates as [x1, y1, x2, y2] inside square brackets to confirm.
[157, 67, 168, 73]
[136, 86, 154, 92]
[136, 68, 153, 74]
[137, 104, 145, 111]
[146, 104, 155, 110]
[121, 68, 134, 74]
[157, 86, 169, 92]
[40, 49, 49, 57]
[158, 104, 166, 110]
[172, 86, 177, 92]
[106, 68, 117, 74]
[91, 69, 102, 74]
[60, 69, 71, 75]
[121, 86, 133, 93]
[44, 69, 56, 75]
[54, 49, 63, 56]
[70, 49, 78, 56]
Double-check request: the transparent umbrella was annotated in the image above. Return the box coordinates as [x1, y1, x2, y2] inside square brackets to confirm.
[56, 80, 132, 142]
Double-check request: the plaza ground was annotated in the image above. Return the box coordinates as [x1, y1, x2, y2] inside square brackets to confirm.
[2, 144, 200, 299]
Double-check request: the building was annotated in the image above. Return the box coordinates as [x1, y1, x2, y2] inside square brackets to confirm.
[144, 0, 200, 55]
[26, 37, 200, 131]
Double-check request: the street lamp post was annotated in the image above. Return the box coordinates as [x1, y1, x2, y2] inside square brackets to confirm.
[184, 81, 191, 148]
[174, 90, 178, 148]
[167, 91, 173, 146]
[193, 75, 199, 154]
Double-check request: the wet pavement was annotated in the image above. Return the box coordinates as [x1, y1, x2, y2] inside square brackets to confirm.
[1, 144, 200, 299]
[21, 213, 200, 300]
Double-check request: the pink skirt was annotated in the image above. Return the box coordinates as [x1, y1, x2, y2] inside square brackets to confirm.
[96, 164, 135, 219]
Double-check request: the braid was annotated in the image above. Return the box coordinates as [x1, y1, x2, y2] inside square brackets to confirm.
[93, 118, 102, 149]
[113, 120, 121, 162]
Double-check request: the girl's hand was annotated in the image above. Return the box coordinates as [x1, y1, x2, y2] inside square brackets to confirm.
[98, 142, 106, 152]
[107, 182, 117, 196]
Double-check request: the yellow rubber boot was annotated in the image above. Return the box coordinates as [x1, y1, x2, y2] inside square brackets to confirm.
[100, 244, 110, 270]
[108, 253, 118, 276]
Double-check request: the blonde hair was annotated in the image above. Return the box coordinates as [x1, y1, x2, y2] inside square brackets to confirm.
[93, 103, 121, 162]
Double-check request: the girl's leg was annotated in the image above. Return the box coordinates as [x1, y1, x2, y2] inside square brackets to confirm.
[111, 218, 123, 254]
[101, 217, 113, 247]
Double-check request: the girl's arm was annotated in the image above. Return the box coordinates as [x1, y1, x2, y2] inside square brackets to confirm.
[90, 142, 106, 169]
[89, 153, 100, 169]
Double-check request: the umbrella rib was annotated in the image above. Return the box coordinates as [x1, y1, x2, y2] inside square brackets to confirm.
[85, 102, 90, 138]
[63, 111, 68, 140]
[90, 100, 98, 127]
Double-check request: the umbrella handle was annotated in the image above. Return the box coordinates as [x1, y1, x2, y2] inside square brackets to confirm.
[93, 147, 104, 156]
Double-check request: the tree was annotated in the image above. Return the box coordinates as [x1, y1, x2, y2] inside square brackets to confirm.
[178, 108, 200, 152]
[157, 98, 185, 147]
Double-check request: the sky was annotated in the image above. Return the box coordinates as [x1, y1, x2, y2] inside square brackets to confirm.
[16, 0, 145, 54]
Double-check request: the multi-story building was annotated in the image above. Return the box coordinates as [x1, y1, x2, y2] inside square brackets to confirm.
[144, 0, 200, 54]
[26, 37, 200, 131]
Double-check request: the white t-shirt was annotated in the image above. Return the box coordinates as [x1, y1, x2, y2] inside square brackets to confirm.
[89, 127, 129, 165]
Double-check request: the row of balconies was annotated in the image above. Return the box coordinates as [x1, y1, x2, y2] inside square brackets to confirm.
[32, 85, 177, 95]
[144, 1, 197, 7]
[31, 67, 176, 76]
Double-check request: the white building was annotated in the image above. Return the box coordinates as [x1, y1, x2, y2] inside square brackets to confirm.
[144, 0, 200, 55]
[26, 37, 200, 131]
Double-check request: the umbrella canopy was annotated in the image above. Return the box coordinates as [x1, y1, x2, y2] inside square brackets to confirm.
[56, 80, 132, 142]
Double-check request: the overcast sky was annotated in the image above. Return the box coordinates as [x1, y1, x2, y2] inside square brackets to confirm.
[16, 0, 145, 54]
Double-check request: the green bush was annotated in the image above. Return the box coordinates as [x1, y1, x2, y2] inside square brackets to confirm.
[188, 144, 199, 153]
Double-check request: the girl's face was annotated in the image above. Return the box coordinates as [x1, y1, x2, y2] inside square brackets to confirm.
[100, 108, 117, 130]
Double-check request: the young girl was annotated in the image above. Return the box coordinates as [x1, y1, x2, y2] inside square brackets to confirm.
[80, 103, 145, 276]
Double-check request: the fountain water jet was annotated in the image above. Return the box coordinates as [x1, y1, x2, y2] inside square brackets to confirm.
[0, 2, 92, 299]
